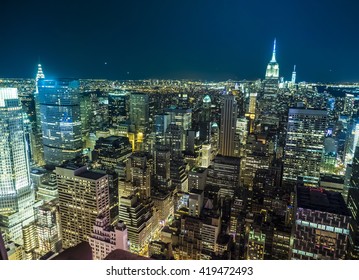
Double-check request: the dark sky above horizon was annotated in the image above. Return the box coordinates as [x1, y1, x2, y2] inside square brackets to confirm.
[1, 0, 359, 82]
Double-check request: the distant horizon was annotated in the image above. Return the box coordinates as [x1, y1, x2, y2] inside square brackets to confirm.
[1, 72, 359, 85]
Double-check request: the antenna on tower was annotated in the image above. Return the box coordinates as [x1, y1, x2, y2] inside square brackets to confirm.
[271, 38, 277, 62]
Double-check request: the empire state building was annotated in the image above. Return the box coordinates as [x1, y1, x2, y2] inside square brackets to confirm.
[265, 38, 279, 80]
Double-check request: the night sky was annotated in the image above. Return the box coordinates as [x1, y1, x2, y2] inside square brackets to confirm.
[1, 0, 359, 82]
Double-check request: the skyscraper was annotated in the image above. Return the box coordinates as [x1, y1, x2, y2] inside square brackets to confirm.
[118, 195, 152, 254]
[127, 152, 152, 200]
[34, 202, 62, 257]
[292, 186, 350, 260]
[38, 79, 83, 166]
[0, 88, 33, 214]
[347, 144, 359, 259]
[283, 108, 327, 187]
[154, 147, 171, 189]
[165, 123, 183, 160]
[35, 64, 45, 93]
[108, 92, 129, 126]
[154, 114, 170, 139]
[263, 39, 280, 98]
[207, 155, 241, 198]
[165, 107, 192, 150]
[291, 65, 297, 85]
[55, 164, 110, 249]
[199, 95, 212, 142]
[219, 94, 237, 157]
[0, 88, 37, 254]
[92, 136, 132, 170]
[265, 39, 279, 80]
[33, 64, 46, 165]
[245, 93, 257, 133]
[129, 93, 149, 133]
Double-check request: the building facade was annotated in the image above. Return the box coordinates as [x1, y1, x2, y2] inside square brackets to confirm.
[292, 186, 351, 260]
[39, 79, 83, 166]
[56, 164, 110, 249]
[219, 94, 237, 157]
[0, 88, 37, 253]
[283, 108, 327, 187]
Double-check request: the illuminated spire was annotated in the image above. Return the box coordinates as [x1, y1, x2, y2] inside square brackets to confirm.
[36, 64, 45, 81]
[270, 38, 277, 62]
[35, 64, 45, 93]
[265, 39, 279, 79]
[291, 65, 296, 84]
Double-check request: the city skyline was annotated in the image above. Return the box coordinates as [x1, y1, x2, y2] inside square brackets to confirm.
[1, 0, 359, 82]
[2, 1, 359, 262]
[1, 67, 359, 260]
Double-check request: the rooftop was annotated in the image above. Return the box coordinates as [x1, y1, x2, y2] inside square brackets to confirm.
[62, 164, 83, 171]
[30, 168, 47, 175]
[296, 186, 350, 216]
[216, 234, 231, 245]
[213, 155, 241, 165]
[190, 188, 203, 195]
[190, 167, 207, 174]
[79, 171, 106, 180]
[288, 108, 328, 115]
[320, 174, 344, 184]
[97, 135, 130, 144]
[104, 249, 151, 260]
[52, 242, 92, 260]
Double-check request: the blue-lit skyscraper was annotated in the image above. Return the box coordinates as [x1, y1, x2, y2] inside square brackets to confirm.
[38, 79, 83, 166]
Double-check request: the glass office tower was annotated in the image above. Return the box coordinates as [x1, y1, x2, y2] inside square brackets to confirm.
[38, 79, 83, 166]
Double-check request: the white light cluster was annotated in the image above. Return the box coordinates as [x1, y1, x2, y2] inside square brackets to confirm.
[0, 88, 18, 107]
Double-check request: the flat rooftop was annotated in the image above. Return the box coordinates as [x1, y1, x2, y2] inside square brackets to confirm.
[320, 174, 344, 184]
[190, 167, 207, 174]
[30, 168, 47, 175]
[296, 186, 350, 216]
[78, 170, 106, 180]
[99, 135, 129, 143]
[52, 241, 92, 260]
[213, 155, 241, 165]
[59, 162, 84, 170]
[190, 188, 203, 195]
[105, 249, 150, 260]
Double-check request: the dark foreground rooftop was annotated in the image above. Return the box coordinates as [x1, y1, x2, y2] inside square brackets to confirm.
[52, 242, 151, 260]
[296, 186, 351, 216]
